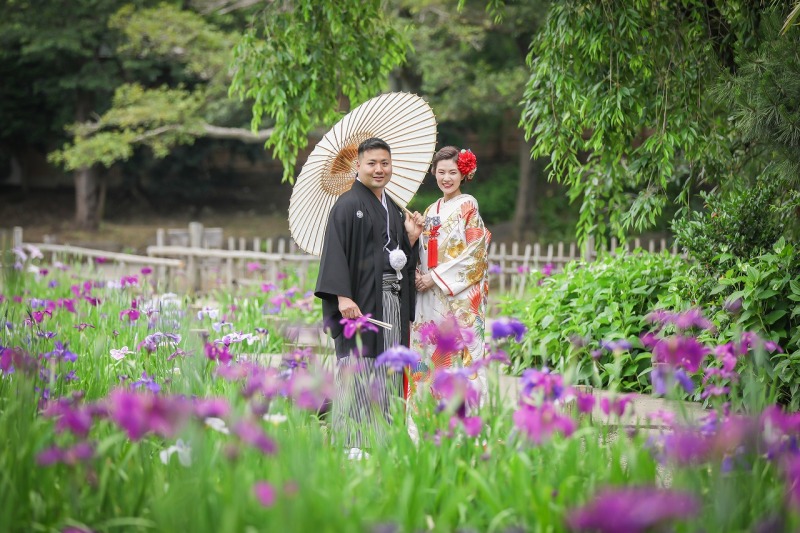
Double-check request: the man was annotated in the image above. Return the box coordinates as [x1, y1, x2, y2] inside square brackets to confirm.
[315, 137, 422, 456]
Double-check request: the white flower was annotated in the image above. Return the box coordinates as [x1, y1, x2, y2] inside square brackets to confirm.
[105, 280, 123, 290]
[11, 247, 27, 262]
[110, 346, 135, 361]
[159, 439, 192, 467]
[204, 417, 230, 434]
[263, 413, 288, 425]
[24, 244, 43, 260]
[197, 307, 220, 321]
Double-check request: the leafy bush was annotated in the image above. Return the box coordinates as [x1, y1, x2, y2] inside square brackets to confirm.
[504, 241, 800, 408]
[498, 252, 689, 392]
[690, 239, 800, 408]
[672, 178, 786, 277]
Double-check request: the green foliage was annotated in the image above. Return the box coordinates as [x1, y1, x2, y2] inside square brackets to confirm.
[520, 0, 764, 246]
[49, 3, 246, 170]
[1, 258, 795, 532]
[695, 239, 800, 409]
[401, 0, 541, 121]
[498, 252, 688, 391]
[51, 84, 205, 169]
[229, 1, 410, 182]
[673, 178, 787, 275]
[503, 241, 800, 407]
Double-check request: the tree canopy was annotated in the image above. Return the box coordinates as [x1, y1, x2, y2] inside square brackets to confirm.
[229, 0, 410, 182]
[520, 0, 799, 245]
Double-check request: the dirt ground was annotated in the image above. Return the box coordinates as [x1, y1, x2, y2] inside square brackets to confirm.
[1, 187, 292, 253]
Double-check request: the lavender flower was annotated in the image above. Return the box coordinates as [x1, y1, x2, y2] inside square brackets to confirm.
[491, 317, 527, 342]
[375, 346, 421, 372]
[131, 372, 161, 393]
[519, 367, 565, 403]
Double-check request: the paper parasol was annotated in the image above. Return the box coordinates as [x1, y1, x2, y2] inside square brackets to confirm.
[288, 92, 437, 256]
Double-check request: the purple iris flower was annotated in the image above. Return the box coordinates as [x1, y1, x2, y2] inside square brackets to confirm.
[375, 345, 421, 372]
[651, 366, 668, 396]
[600, 338, 633, 352]
[488, 263, 502, 275]
[233, 420, 278, 455]
[253, 481, 276, 507]
[520, 367, 565, 402]
[600, 396, 633, 417]
[566, 486, 700, 532]
[45, 341, 77, 363]
[672, 308, 714, 331]
[431, 368, 481, 411]
[340, 314, 379, 339]
[513, 403, 575, 444]
[205, 342, 233, 364]
[674, 369, 695, 394]
[194, 397, 230, 419]
[107, 389, 191, 440]
[36, 442, 95, 467]
[575, 391, 595, 414]
[652, 335, 709, 373]
[450, 415, 482, 437]
[132, 372, 161, 393]
[491, 317, 527, 342]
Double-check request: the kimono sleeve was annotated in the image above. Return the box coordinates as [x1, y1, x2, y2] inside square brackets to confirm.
[314, 201, 354, 336]
[430, 199, 490, 297]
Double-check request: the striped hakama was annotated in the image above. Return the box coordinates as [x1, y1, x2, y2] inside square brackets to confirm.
[331, 273, 403, 449]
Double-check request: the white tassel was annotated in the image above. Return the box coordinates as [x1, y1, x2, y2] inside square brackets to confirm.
[389, 248, 407, 280]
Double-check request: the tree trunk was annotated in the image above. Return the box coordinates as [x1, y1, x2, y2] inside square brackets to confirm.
[73, 92, 100, 230]
[74, 166, 99, 230]
[512, 131, 536, 242]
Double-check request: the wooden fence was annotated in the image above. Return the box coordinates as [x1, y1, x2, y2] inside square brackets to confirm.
[3, 224, 681, 296]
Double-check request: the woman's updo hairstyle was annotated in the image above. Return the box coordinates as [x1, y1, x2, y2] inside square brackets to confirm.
[430, 146, 460, 174]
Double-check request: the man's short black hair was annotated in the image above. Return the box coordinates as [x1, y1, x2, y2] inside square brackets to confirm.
[357, 137, 391, 157]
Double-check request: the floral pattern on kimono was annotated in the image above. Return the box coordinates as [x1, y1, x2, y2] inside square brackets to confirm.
[409, 193, 491, 398]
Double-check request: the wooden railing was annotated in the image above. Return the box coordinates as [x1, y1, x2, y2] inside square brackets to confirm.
[4, 224, 681, 295]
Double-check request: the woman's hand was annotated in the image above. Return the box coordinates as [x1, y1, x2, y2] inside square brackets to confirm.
[415, 271, 435, 292]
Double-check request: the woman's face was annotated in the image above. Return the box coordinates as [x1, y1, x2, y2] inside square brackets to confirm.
[434, 158, 463, 200]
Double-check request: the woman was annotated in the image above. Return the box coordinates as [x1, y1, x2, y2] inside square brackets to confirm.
[407, 146, 491, 422]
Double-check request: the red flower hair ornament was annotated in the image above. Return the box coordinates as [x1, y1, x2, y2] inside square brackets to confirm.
[456, 149, 478, 181]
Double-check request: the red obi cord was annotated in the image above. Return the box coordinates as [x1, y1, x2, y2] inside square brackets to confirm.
[427, 225, 441, 269]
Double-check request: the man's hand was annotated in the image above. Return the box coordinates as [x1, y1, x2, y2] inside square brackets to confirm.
[338, 296, 362, 319]
[405, 210, 424, 245]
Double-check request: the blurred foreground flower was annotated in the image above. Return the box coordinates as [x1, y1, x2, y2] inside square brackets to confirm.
[491, 317, 526, 342]
[253, 481, 276, 507]
[375, 345, 420, 373]
[566, 486, 700, 533]
[160, 439, 192, 467]
[340, 315, 379, 339]
[513, 403, 575, 444]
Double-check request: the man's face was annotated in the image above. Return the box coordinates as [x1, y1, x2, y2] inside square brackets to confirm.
[356, 148, 392, 196]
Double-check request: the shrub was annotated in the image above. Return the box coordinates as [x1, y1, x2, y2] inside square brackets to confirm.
[672, 178, 786, 278]
[498, 252, 689, 392]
